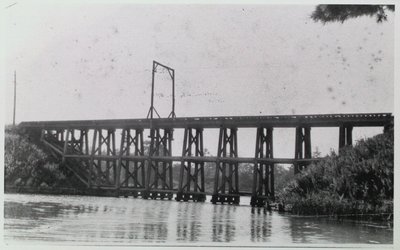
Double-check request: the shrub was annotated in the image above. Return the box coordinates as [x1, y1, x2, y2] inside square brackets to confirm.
[4, 128, 65, 187]
[281, 129, 393, 216]
[4, 130, 47, 184]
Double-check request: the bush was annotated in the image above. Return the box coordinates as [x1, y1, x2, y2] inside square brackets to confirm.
[4, 130, 47, 184]
[281, 129, 393, 216]
[4, 128, 65, 187]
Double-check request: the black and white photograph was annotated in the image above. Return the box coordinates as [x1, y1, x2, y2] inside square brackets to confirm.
[1, 0, 397, 249]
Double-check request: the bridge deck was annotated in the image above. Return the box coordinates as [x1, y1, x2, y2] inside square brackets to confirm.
[19, 112, 393, 129]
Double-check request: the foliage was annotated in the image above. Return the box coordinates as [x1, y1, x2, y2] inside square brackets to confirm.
[281, 129, 393, 216]
[4, 128, 66, 187]
[311, 5, 394, 23]
[5, 129, 46, 183]
[238, 163, 253, 191]
[274, 165, 293, 196]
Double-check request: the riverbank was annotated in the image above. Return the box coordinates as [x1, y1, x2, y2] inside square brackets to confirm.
[280, 129, 394, 219]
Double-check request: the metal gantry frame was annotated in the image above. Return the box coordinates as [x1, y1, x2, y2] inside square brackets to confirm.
[144, 61, 176, 200]
[147, 60, 176, 119]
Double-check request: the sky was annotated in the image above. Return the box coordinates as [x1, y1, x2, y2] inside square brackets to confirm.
[0, 1, 395, 158]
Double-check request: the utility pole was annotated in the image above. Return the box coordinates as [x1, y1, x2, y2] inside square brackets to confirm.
[13, 71, 16, 126]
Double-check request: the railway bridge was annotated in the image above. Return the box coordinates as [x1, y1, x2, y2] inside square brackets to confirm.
[19, 112, 393, 207]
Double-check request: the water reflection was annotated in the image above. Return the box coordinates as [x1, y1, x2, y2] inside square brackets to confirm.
[176, 203, 202, 242]
[142, 201, 170, 242]
[4, 194, 393, 244]
[5, 201, 62, 219]
[250, 207, 272, 242]
[211, 205, 236, 242]
[289, 217, 393, 244]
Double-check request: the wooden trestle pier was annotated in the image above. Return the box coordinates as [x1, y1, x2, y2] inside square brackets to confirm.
[19, 112, 393, 207]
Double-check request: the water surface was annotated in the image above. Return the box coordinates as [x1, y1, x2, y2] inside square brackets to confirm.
[4, 194, 393, 246]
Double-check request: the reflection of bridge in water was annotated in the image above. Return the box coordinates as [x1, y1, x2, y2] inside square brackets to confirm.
[19, 112, 392, 207]
[4, 194, 393, 243]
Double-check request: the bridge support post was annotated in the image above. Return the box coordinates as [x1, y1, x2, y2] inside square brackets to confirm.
[70, 129, 91, 187]
[176, 128, 206, 202]
[116, 129, 146, 197]
[61, 129, 70, 164]
[211, 127, 240, 205]
[384, 122, 394, 133]
[95, 129, 103, 187]
[251, 127, 274, 207]
[144, 128, 174, 200]
[88, 129, 98, 188]
[88, 129, 117, 188]
[339, 125, 353, 151]
[294, 126, 311, 174]
[56, 129, 64, 142]
[105, 129, 117, 186]
[77, 129, 91, 188]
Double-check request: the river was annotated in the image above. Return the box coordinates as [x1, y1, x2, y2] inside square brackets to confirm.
[3, 193, 393, 246]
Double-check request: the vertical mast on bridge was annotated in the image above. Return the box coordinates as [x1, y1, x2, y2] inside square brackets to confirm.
[145, 61, 176, 200]
[146, 60, 176, 119]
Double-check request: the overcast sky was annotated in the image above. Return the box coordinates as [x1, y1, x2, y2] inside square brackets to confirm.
[1, 1, 394, 157]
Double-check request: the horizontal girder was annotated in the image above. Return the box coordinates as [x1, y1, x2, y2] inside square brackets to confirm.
[62, 155, 320, 164]
[19, 112, 392, 130]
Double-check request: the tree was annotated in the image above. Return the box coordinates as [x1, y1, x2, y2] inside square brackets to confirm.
[311, 5, 395, 23]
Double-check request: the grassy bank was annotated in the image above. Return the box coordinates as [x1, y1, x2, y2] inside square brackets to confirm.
[280, 129, 393, 218]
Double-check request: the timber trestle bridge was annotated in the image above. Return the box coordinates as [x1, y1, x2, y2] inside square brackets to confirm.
[19, 112, 393, 207]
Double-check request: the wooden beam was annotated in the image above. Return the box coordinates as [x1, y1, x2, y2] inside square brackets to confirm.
[63, 154, 322, 164]
[42, 139, 64, 155]
[19, 112, 393, 130]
